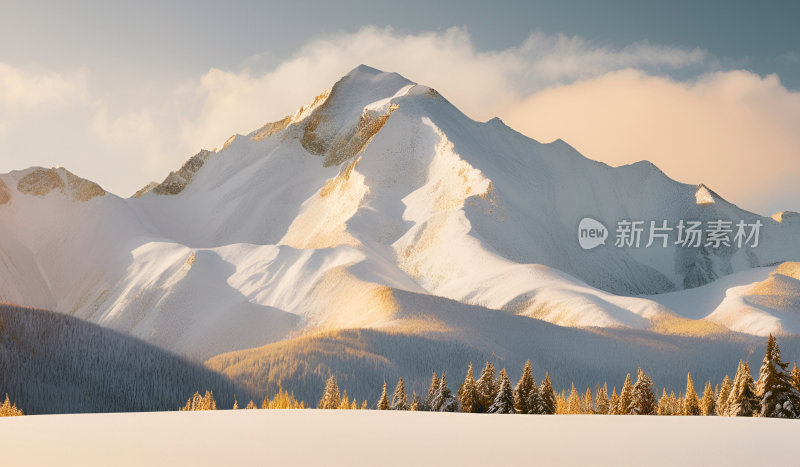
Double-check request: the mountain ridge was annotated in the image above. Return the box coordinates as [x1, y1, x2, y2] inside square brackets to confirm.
[0, 65, 798, 370]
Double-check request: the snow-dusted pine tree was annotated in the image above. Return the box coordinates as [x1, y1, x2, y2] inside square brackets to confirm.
[756, 334, 800, 418]
[716, 375, 732, 416]
[609, 388, 620, 415]
[538, 373, 557, 415]
[617, 374, 633, 415]
[318, 375, 340, 409]
[391, 378, 409, 410]
[683, 373, 701, 416]
[513, 360, 536, 414]
[567, 384, 581, 414]
[458, 362, 480, 413]
[581, 388, 594, 414]
[476, 361, 496, 412]
[431, 374, 457, 412]
[700, 382, 715, 416]
[488, 369, 515, 414]
[410, 392, 421, 411]
[595, 383, 609, 415]
[630, 367, 657, 415]
[657, 389, 670, 415]
[377, 381, 390, 410]
[791, 364, 800, 392]
[338, 390, 351, 409]
[726, 361, 758, 417]
[423, 372, 440, 412]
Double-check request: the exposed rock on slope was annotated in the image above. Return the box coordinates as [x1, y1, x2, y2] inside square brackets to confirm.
[16, 167, 105, 202]
[150, 149, 213, 195]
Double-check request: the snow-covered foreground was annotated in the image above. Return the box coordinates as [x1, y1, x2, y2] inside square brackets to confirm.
[2, 410, 797, 466]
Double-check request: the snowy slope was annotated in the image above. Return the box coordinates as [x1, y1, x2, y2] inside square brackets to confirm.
[646, 262, 800, 336]
[0, 65, 799, 363]
[2, 411, 798, 467]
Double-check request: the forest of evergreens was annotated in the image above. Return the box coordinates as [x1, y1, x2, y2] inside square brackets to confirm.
[180, 334, 800, 419]
[0, 304, 253, 414]
[3, 301, 799, 420]
[311, 334, 800, 417]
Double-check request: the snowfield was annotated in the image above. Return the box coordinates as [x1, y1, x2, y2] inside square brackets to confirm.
[1, 410, 797, 466]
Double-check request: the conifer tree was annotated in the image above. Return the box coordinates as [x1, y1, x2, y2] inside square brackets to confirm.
[488, 368, 515, 414]
[318, 375, 341, 409]
[203, 390, 217, 410]
[669, 391, 680, 415]
[377, 381, 391, 410]
[232, 396, 239, 410]
[513, 360, 536, 414]
[581, 388, 594, 414]
[617, 374, 633, 415]
[595, 383, 609, 415]
[567, 384, 581, 414]
[716, 375, 732, 416]
[339, 390, 351, 410]
[476, 361, 497, 412]
[245, 400, 257, 409]
[458, 362, 480, 413]
[609, 388, 620, 415]
[791, 364, 800, 392]
[391, 378, 409, 410]
[410, 392, 421, 411]
[361, 400, 368, 410]
[700, 382, 715, 416]
[0, 394, 24, 417]
[433, 374, 458, 412]
[424, 372, 440, 411]
[555, 390, 568, 414]
[538, 373, 557, 415]
[682, 373, 701, 416]
[727, 360, 758, 417]
[657, 389, 670, 415]
[630, 367, 657, 415]
[756, 334, 800, 418]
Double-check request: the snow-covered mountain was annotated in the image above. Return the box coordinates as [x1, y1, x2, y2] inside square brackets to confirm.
[1, 65, 799, 365]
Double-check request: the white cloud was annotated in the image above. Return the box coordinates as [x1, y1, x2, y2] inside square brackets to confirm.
[502, 69, 800, 214]
[174, 27, 708, 154]
[0, 64, 89, 110]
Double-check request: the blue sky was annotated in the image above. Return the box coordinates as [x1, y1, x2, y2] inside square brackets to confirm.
[1, 1, 798, 213]
[4, 1, 799, 86]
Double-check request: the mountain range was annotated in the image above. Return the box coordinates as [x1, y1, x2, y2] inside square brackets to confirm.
[1, 65, 799, 404]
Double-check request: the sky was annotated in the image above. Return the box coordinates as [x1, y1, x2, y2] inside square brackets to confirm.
[0, 0, 798, 214]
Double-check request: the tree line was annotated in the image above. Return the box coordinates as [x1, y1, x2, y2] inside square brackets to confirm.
[180, 387, 306, 411]
[317, 334, 800, 418]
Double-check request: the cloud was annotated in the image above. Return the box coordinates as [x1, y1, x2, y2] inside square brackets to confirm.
[0, 64, 89, 111]
[0, 27, 796, 214]
[502, 69, 800, 214]
[177, 27, 707, 152]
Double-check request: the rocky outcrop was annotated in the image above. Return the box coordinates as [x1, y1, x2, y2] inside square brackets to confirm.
[151, 150, 212, 195]
[16, 168, 105, 202]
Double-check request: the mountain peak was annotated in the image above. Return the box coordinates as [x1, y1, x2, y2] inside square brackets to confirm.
[2, 166, 106, 203]
[345, 64, 385, 77]
[695, 184, 715, 205]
